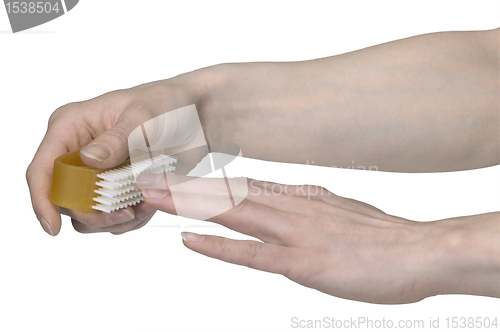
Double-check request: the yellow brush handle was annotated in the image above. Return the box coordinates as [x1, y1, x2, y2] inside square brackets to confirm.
[49, 149, 129, 213]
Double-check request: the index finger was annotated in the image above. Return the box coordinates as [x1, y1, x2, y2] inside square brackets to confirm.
[26, 115, 90, 236]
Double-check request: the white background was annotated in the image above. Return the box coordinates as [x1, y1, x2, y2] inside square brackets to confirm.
[1, 0, 499, 331]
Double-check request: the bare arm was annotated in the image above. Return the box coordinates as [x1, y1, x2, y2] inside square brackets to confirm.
[27, 27, 499, 302]
[203, 28, 499, 172]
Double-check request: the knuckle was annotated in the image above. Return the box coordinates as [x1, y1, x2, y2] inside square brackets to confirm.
[144, 84, 168, 98]
[48, 108, 63, 124]
[284, 264, 306, 283]
[48, 103, 78, 125]
[101, 126, 129, 146]
[25, 164, 33, 182]
[215, 236, 231, 256]
[281, 251, 306, 281]
[318, 186, 334, 196]
[102, 88, 126, 100]
[304, 185, 328, 197]
[245, 241, 262, 262]
[129, 85, 168, 108]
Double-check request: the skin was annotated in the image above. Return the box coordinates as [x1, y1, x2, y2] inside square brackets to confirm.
[137, 175, 500, 304]
[26, 29, 499, 303]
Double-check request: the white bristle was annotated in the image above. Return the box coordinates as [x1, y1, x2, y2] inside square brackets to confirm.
[96, 179, 135, 190]
[91, 154, 176, 213]
[92, 196, 145, 213]
[93, 191, 142, 206]
[95, 185, 137, 198]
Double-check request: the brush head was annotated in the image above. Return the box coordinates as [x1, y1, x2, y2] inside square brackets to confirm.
[49, 149, 176, 213]
[92, 154, 176, 213]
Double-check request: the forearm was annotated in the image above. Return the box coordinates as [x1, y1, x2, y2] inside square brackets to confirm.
[203, 29, 499, 172]
[429, 212, 500, 298]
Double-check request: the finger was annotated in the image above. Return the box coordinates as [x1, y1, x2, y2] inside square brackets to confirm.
[70, 201, 155, 234]
[139, 174, 252, 216]
[79, 102, 156, 169]
[27, 163, 62, 236]
[139, 175, 333, 218]
[26, 119, 87, 236]
[140, 175, 382, 225]
[62, 206, 136, 228]
[113, 202, 157, 234]
[27, 94, 135, 236]
[112, 213, 154, 235]
[137, 174, 314, 206]
[143, 190, 294, 243]
[71, 212, 150, 234]
[181, 233, 295, 276]
[132, 201, 156, 219]
[136, 173, 248, 196]
[27, 97, 118, 235]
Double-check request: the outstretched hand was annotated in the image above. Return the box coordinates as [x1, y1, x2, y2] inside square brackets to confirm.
[136, 173, 453, 304]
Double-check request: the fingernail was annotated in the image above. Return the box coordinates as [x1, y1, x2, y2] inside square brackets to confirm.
[181, 232, 203, 243]
[81, 144, 111, 162]
[136, 173, 163, 187]
[142, 189, 169, 199]
[106, 209, 135, 225]
[37, 215, 55, 236]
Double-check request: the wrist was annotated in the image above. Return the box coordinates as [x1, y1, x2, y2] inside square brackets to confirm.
[189, 61, 301, 158]
[171, 64, 235, 145]
[427, 213, 500, 298]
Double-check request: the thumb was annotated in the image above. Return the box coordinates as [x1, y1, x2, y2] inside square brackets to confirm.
[79, 103, 204, 169]
[79, 114, 140, 169]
